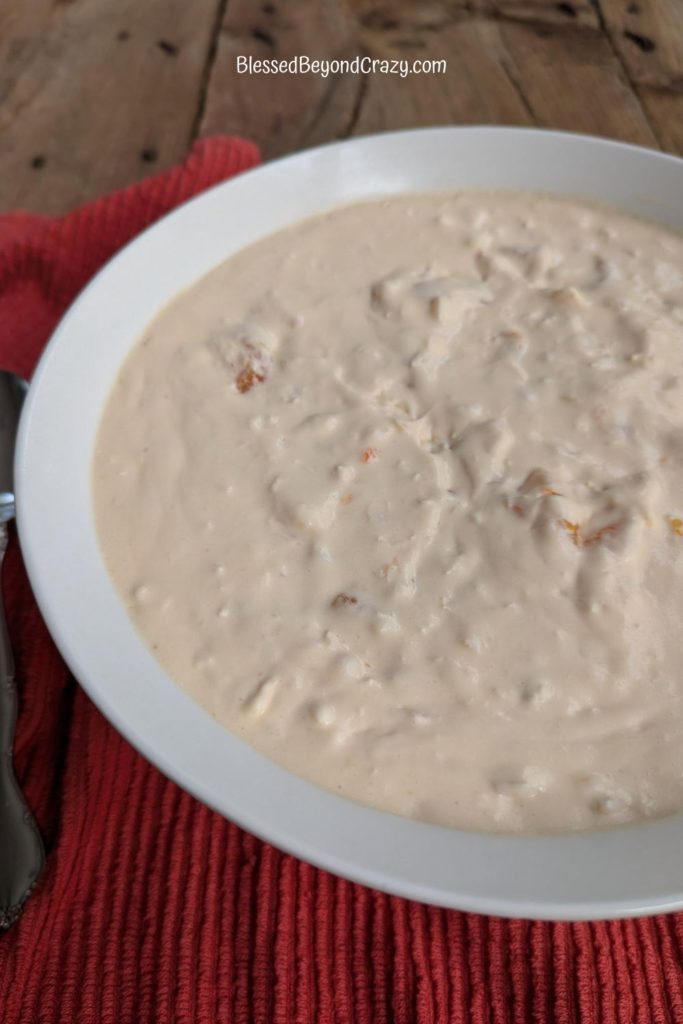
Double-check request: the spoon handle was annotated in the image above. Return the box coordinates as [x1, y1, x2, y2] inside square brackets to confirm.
[0, 523, 44, 929]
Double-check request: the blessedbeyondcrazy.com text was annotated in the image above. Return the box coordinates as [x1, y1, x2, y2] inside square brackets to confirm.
[236, 55, 447, 79]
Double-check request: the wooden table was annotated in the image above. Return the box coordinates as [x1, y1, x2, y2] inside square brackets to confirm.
[1, 0, 683, 214]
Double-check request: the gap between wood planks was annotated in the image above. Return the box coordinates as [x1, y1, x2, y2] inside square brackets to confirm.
[592, 0, 663, 149]
[189, 0, 232, 146]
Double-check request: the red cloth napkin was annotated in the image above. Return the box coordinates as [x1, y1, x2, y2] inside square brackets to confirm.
[0, 136, 682, 1024]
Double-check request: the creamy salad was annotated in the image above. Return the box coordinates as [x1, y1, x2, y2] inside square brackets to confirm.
[93, 193, 683, 832]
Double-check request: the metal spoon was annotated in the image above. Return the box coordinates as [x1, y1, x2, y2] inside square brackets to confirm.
[0, 371, 44, 929]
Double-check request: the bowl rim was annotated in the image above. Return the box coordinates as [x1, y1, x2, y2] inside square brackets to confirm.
[16, 124, 683, 921]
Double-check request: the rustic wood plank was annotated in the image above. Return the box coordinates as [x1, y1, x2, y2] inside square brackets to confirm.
[0, 0, 223, 214]
[350, 1, 657, 146]
[200, 0, 365, 160]
[348, 4, 534, 133]
[598, 0, 683, 154]
[201, 0, 658, 159]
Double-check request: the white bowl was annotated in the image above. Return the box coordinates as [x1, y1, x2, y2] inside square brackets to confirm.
[16, 127, 683, 921]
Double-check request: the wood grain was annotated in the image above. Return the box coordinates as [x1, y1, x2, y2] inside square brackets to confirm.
[200, 0, 364, 159]
[598, 0, 683, 153]
[3, 0, 683, 214]
[352, 1, 657, 144]
[0, 0, 222, 214]
[347, 5, 534, 134]
[477, 2, 658, 146]
[200, 0, 661, 158]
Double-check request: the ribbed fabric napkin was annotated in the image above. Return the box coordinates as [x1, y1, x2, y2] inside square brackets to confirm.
[0, 135, 682, 1024]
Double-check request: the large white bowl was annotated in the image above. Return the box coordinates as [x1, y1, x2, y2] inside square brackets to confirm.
[16, 127, 683, 921]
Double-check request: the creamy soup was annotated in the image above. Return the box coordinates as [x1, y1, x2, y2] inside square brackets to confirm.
[93, 193, 683, 832]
